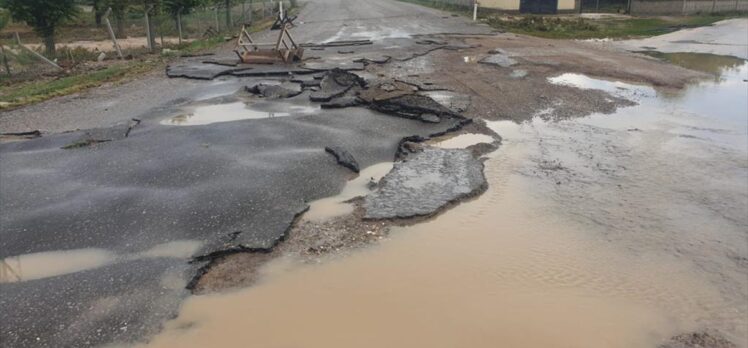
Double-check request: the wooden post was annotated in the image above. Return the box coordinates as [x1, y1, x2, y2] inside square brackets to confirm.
[14, 32, 62, 70]
[103, 8, 124, 59]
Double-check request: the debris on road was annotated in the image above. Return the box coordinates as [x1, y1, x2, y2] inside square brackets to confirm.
[62, 119, 140, 149]
[235, 24, 304, 64]
[310, 68, 366, 102]
[364, 147, 486, 219]
[324, 146, 360, 173]
[245, 83, 302, 99]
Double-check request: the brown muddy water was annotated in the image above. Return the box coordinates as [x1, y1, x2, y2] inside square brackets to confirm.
[145, 59, 747, 348]
[0, 240, 201, 283]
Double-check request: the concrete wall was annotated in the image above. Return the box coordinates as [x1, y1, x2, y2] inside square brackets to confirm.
[481, 0, 520, 10]
[558, 0, 577, 9]
[631, 0, 748, 14]
[477, 0, 579, 11]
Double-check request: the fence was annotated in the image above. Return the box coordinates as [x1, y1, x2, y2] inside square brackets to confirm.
[630, 0, 748, 14]
[0, 0, 290, 79]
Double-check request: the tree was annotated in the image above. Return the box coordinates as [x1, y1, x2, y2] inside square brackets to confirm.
[91, 0, 104, 26]
[108, 0, 130, 38]
[5, 0, 78, 55]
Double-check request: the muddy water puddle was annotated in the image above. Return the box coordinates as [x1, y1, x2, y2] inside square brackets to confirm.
[0, 240, 201, 283]
[145, 62, 747, 348]
[430, 133, 495, 149]
[145, 147, 723, 348]
[161, 100, 319, 126]
[304, 162, 394, 222]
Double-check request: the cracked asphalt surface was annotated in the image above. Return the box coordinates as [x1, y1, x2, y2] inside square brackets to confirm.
[0, 0, 493, 347]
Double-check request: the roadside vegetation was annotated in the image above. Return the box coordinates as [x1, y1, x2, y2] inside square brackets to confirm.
[485, 14, 744, 39]
[0, 0, 290, 110]
[400, 0, 745, 39]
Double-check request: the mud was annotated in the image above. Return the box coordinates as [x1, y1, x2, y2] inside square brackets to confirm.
[660, 331, 738, 348]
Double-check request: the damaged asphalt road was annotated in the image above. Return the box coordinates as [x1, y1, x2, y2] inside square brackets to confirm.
[0, 0, 497, 346]
[0, 76, 470, 348]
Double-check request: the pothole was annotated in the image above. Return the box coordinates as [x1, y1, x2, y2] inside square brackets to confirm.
[161, 101, 320, 126]
[304, 162, 394, 222]
[430, 133, 495, 149]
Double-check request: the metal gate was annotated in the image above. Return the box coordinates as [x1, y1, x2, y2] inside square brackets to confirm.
[519, 0, 559, 13]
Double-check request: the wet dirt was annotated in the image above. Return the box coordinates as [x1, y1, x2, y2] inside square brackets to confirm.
[430, 133, 496, 149]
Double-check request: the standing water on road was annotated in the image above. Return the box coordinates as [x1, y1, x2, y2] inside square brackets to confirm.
[145, 61, 747, 347]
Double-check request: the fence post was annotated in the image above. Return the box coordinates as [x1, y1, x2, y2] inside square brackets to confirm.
[177, 7, 184, 44]
[145, 5, 155, 52]
[0, 45, 11, 76]
[14, 32, 62, 70]
[103, 8, 124, 59]
[249, 0, 253, 23]
[682, 0, 687, 14]
[473, 0, 478, 21]
[215, 6, 220, 31]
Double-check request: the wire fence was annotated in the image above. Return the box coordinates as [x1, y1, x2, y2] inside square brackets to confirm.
[0, 0, 290, 80]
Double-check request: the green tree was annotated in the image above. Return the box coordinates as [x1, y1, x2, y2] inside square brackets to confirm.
[107, 0, 130, 38]
[5, 0, 78, 55]
[90, 0, 104, 26]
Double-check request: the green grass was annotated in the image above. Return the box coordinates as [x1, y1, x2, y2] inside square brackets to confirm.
[0, 62, 153, 109]
[0, 14, 279, 110]
[397, 0, 745, 39]
[487, 15, 742, 39]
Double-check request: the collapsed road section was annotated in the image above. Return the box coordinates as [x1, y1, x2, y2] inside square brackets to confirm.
[0, 33, 495, 347]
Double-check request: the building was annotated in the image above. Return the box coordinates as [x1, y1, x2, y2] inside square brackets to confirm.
[479, 0, 580, 13]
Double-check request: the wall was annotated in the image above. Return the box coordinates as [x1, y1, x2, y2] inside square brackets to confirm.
[480, 0, 520, 10]
[478, 0, 579, 10]
[558, 0, 578, 9]
[631, 0, 748, 14]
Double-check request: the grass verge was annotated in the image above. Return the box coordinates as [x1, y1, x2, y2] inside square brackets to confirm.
[397, 0, 744, 39]
[0, 17, 276, 110]
[486, 14, 744, 39]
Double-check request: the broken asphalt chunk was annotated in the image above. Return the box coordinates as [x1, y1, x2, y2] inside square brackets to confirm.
[324, 146, 360, 173]
[321, 96, 361, 109]
[310, 68, 365, 102]
[245, 84, 302, 99]
[364, 147, 485, 219]
[62, 120, 139, 149]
